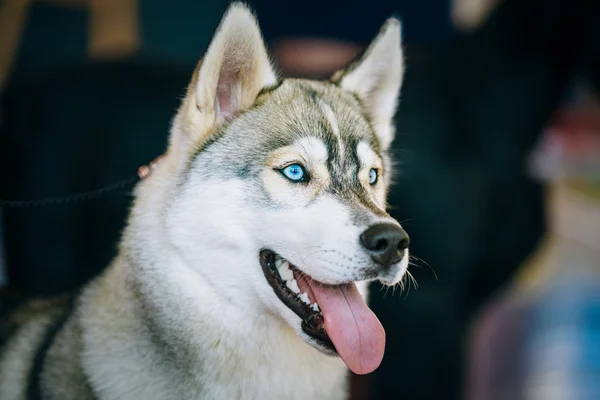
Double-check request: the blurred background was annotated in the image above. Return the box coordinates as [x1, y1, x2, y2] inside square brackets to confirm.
[1, 0, 600, 399]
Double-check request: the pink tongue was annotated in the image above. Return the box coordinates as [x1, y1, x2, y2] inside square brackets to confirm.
[307, 281, 385, 375]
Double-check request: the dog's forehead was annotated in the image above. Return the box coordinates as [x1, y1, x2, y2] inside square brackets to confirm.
[253, 79, 381, 156]
[192, 79, 384, 184]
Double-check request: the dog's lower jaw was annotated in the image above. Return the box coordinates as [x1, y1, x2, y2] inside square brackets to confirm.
[378, 249, 410, 286]
[79, 255, 349, 400]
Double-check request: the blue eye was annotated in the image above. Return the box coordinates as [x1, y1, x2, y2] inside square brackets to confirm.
[281, 164, 307, 182]
[369, 168, 378, 185]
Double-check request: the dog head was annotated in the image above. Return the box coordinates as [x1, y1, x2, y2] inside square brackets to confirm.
[159, 3, 407, 375]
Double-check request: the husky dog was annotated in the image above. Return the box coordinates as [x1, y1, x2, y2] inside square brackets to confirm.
[0, 3, 409, 399]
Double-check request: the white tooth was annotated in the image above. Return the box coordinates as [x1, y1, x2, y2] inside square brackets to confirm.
[275, 258, 283, 268]
[311, 303, 320, 312]
[286, 279, 300, 294]
[281, 270, 294, 281]
[300, 292, 310, 304]
[278, 262, 294, 281]
[291, 280, 301, 294]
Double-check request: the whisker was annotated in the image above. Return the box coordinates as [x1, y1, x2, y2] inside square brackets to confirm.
[409, 254, 437, 280]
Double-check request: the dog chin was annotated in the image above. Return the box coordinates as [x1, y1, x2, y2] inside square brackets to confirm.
[377, 250, 410, 286]
[294, 323, 339, 356]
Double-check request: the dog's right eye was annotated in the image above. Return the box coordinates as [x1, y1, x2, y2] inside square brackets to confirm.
[280, 164, 308, 183]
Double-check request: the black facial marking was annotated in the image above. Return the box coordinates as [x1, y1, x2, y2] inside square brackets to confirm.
[256, 80, 284, 98]
[347, 136, 363, 184]
[323, 135, 340, 177]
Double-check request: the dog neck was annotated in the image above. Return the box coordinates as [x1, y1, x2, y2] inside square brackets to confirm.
[87, 252, 348, 399]
[80, 161, 348, 399]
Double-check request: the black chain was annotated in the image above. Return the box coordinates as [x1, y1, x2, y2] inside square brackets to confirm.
[0, 175, 140, 209]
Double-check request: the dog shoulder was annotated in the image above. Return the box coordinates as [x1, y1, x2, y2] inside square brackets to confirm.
[0, 293, 93, 399]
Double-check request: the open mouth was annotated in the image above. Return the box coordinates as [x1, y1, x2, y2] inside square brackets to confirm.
[259, 249, 386, 375]
[259, 249, 335, 353]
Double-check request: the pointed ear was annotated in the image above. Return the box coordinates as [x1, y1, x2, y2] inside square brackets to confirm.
[171, 3, 277, 157]
[332, 18, 404, 150]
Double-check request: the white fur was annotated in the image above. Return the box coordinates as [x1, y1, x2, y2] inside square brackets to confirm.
[318, 99, 344, 154]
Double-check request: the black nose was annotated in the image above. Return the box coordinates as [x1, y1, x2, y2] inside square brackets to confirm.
[360, 223, 409, 267]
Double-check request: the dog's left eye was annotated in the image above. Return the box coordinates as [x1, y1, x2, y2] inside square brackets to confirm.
[369, 168, 378, 185]
[281, 164, 307, 182]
